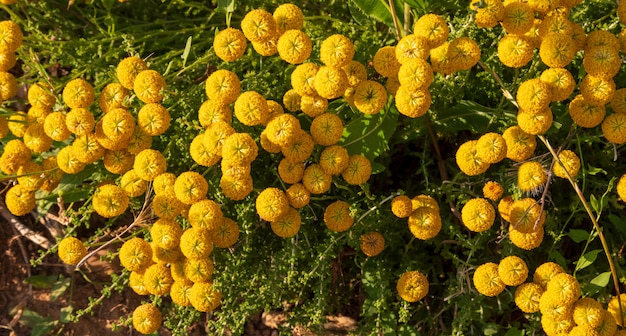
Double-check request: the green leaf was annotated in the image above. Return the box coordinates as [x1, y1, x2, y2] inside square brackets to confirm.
[587, 165, 607, 176]
[60, 306, 73, 324]
[590, 194, 600, 215]
[19, 309, 57, 336]
[568, 229, 589, 243]
[348, 0, 404, 30]
[432, 100, 512, 135]
[548, 250, 568, 270]
[339, 106, 399, 162]
[50, 277, 71, 302]
[575, 249, 601, 272]
[504, 327, 524, 336]
[217, 0, 235, 12]
[181, 36, 192, 67]
[590, 271, 611, 288]
[23, 275, 58, 289]
[608, 214, 626, 236]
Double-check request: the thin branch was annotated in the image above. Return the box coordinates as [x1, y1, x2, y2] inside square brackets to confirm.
[0, 201, 51, 249]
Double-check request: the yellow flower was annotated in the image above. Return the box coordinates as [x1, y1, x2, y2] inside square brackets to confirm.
[43, 112, 70, 142]
[611, 88, 626, 114]
[448, 37, 481, 71]
[324, 200, 354, 232]
[101, 107, 135, 143]
[116, 56, 148, 90]
[618, 174, 626, 203]
[188, 199, 224, 231]
[278, 157, 305, 184]
[580, 74, 615, 107]
[344, 60, 367, 88]
[541, 315, 575, 335]
[7, 111, 27, 138]
[255, 187, 290, 222]
[502, 125, 536, 162]
[189, 282, 221, 312]
[174, 171, 208, 205]
[211, 217, 240, 248]
[509, 221, 544, 249]
[291, 62, 318, 96]
[65, 108, 95, 136]
[584, 45, 621, 79]
[473, 262, 505, 297]
[214, 28, 247, 62]
[103, 149, 134, 175]
[132, 303, 162, 335]
[303, 163, 332, 194]
[205, 69, 240, 105]
[607, 294, 626, 327]
[277, 29, 312, 65]
[310, 112, 343, 146]
[319, 145, 349, 176]
[553, 149, 580, 179]
[56, 145, 86, 174]
[98, 83, 129, 113]
[518, 107, 553, 136]
[539, 67, 575, 102]
[204, 120, 235, 156]
[391, 195, 412, 218]
[514, 282, 544, 313]
[501, 2, 534, 35]
[179, 227, 213, 259]
[129, 270, 149, 296]
[151, 241, 183, 264]
[184, 258, 214, 283]
[596, 311, 618, 336]
[220, 173, 253, 201]
[143, 263, 173, 295]
[281, 130, 314, 162]
[92, 184, 129, 218]
[413, 13, 448, 48]
[282, 88, 302, 112]
[57, 237, 87, 265]
[546, 273, 580, 306]
[198, 100, 232, 128]
[28, 82, 56, 109]
[127, 126, 152, 156]
[533, 262, 565, 289]
[314, 65, 348, 100]
[23, 123, 52, 153]
[476, 132, 507, 164]
[241, 9, 277, 43]
[397, 270, 429, 302]
[570, 21, 587, 51]
[5, 184, 35, 216]
[134, 70, 166, 104]
[497, 34, 534, 68]
[300, 94, 328, 118]
[385, 76, 400, 96]
[342, 154, 372, 185]
[0, 51, 15, 72]
[151, 172, 175, 195]
[398, 58, 433, 92]
[150, 218, 183, 250]
[395, 34, 429, 64]
[273, 3, 303, 34]
[0, 20, 22, 52]
[320, 34, 354, 68]
[411, 194, 440, 212]
[16, 161, 43, 191]
[408, 206, 441, 240]
[394, 85, 432, 118]
[152, 193, 183, 220]
[483, 181, 504, 201]
[585, 29, 620, 53]
[360, 231, 385, 257]
[221, 132, 258, 165]
[498, 195, 514, 222]
[373, 46, 401, 78]
[470, 0, 504, 28]
[271, 206, 301, 238]
[234, 91, 269, 126]
[137, 103, 170, 136]
[0, 115, 7, 139]
[120, 169, 148, 197]
[170, 280, 193, 306]
[573, 297, 604, 328]
[516, 78, 552, 114]
[461, 198, 496, 233]
[528, 0, 560, 13]
[498, 255, 528, 286]
[133, 149, 167, 181]
[71, 133, 104, 164]
[568, 94, 606, 128]
[62, 78, 95, 109]
[455, 140, 490, 176]
[119, 237, 152, 272]
[286, 183, 310, 209]
[509, 197, 545, 233]
[221, 160, 251, 178]
[40, 157, 63, 192]
[539, 32, 576, 68]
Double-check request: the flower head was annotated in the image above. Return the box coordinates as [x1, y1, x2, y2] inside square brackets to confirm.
[277, 30, 312, 65]
[174, 171, 208, 205]
[539, 67, 575, 102]
[241, 9, 277, 43]
[473, 262, 505, 297]
[214, 28, 247, 62]
[205, 69, 240, 105]
[414, 14, 449, 48]
[502, 125, 536, 162]
[476, 132, 507, 164]
[119, 237, 153, 272]
[394, 86, 432, 118]
[188, 199, 224, 231]
[514, 282, 544, 313]
[271, 207, 301, 238]
[93, 184, 129, 218]
[314, 65, 348, 100]
[395, 34, 430, 64]
[286, 183, 310, 208]
[483, 181, 504, 201]
[211, 217, 240, 248]
[98, 83, 129, 113]
[408, 206, 441, 240]
[310, 113, 343, 146]
[303, 163, 332, 194]
[189, 282, 221, 312]
[568, 94, 606, 128]
[397, 270, 429, 302]
[179, 227, 213, 259]
[373, 46, 401, 78]
[116, 56, 148, 90]
[360, 232, 385, 257]
[498, 255, 528, 286]
[234, 91, 269, 126]
[456, 140, 490, 176]
[132, 303, 162, 335]
[324, 200, 354, 232]
[63, 78, 95, 109]
[273, 4, 303, 34]
[320, 34, 354, 68]
[461, 198, 496, 232]
[553, 149, 580, 178]
[501, 2, 534, 35]
[498, 34, 534, 68]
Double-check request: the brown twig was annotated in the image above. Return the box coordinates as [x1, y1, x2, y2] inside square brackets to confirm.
[0, 200, 51, 249]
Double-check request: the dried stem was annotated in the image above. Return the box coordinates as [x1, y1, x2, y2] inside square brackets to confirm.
[388, 0, 402, 39]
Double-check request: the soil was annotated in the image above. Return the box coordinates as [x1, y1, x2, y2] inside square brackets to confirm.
[0, 201, 358, 336]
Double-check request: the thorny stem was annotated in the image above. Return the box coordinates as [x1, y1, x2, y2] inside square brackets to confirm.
[539, 135, 623, 326]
